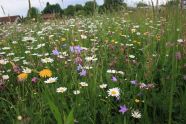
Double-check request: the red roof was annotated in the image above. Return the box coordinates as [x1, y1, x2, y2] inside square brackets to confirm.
[0, 15, 21, 23]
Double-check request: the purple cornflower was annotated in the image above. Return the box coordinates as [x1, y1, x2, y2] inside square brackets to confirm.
[75, 56, 82, 65]
[70, 45, 83, 54]
[80, 69, 86, 76]
[130, 80, 137, 85]
[112, 76, 117, 82]
[119, 105, 128, 114]
[13, 65, 22, 74]
[31, 77, 38, 83]
[52, 49, 59, 56]
[77, 64, 83, 71]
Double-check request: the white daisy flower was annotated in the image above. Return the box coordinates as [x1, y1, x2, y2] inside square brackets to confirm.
[73, 90, 80, 95]
[22, 67, 32, 74]
[0, 59, 9, 65]
[129, 55, 135, 59]
[131, 28, 136, 33]
[2, 75, 9, 80]
[56, 87, 67, 93]
[107, 87, 120, 97]
[85, 56, 97, 62]
[25, 51, 31, 54]
[107, 69, 117, 74]
[83, 66, 93, 70]
[81, 34, 87, 39]
[79, 82, 88, 87]
[2, 47, 11, 50]
[17, 115, 23, 121]
[117, 71, 124, 75]
[41, 57, 54, 63]
[131, 110, 141, 119]
[99, 84, 107, 89]
[44, 77, 58, 84]
[177, 39, 184, 43]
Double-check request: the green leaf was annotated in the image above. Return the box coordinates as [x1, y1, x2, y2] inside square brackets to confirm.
[64, 109, 74, 124]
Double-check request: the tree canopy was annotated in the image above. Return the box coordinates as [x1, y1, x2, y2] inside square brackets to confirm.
[27, 7, 39, 19]
[137, 2, 148, 8]
[27, 1, 128, 18]
[84, 1, 97, 15]
[42, 2, 62, 14]
[103, 0, 126, 11]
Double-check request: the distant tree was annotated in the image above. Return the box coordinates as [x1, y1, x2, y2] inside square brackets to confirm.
[64, 5, 75, 16]
[165, 0, 179, 7]
[74, 4, 84, 12]
[27, 7, 39, 19]
[42, 2, 62, 14]
[137, 2, 148, 8]
[103, 0, 126, 11]
[98, 5, 106, 14]
[84, 1, 98, 15]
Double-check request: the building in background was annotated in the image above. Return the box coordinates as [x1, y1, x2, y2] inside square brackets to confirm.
[0, 15, 21, 24]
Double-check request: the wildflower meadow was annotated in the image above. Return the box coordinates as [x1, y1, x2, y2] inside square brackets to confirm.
[0, 2, 186, 124]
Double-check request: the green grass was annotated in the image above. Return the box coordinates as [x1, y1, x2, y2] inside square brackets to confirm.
[0, 8, 186, 124]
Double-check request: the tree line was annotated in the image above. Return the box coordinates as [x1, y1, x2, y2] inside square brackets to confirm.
[28, 0, 127, 19]
[27, 0, 182, 20]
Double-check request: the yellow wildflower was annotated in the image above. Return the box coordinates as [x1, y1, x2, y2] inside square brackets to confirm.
[39, 69, 52, 78]
[61, 38, 66, 42]
[18, 73, 28, 81]
[135, 99, 140, 103]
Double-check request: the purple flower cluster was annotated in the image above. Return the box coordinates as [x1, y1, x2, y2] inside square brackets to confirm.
[52, 49, 60, 56]
[119, 105, 128, 114]
[70, 45, 83, 54]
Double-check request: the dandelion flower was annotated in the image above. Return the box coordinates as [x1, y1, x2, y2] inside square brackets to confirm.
[107, 87, 120, 97]
[18, 73, 28, 81]
[39, 69, 52, 78]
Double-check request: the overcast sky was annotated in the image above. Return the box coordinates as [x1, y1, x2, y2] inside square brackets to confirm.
[0, 0, 166, 17]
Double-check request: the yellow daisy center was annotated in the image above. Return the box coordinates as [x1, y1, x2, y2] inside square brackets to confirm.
[111, 91, 117, 95]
